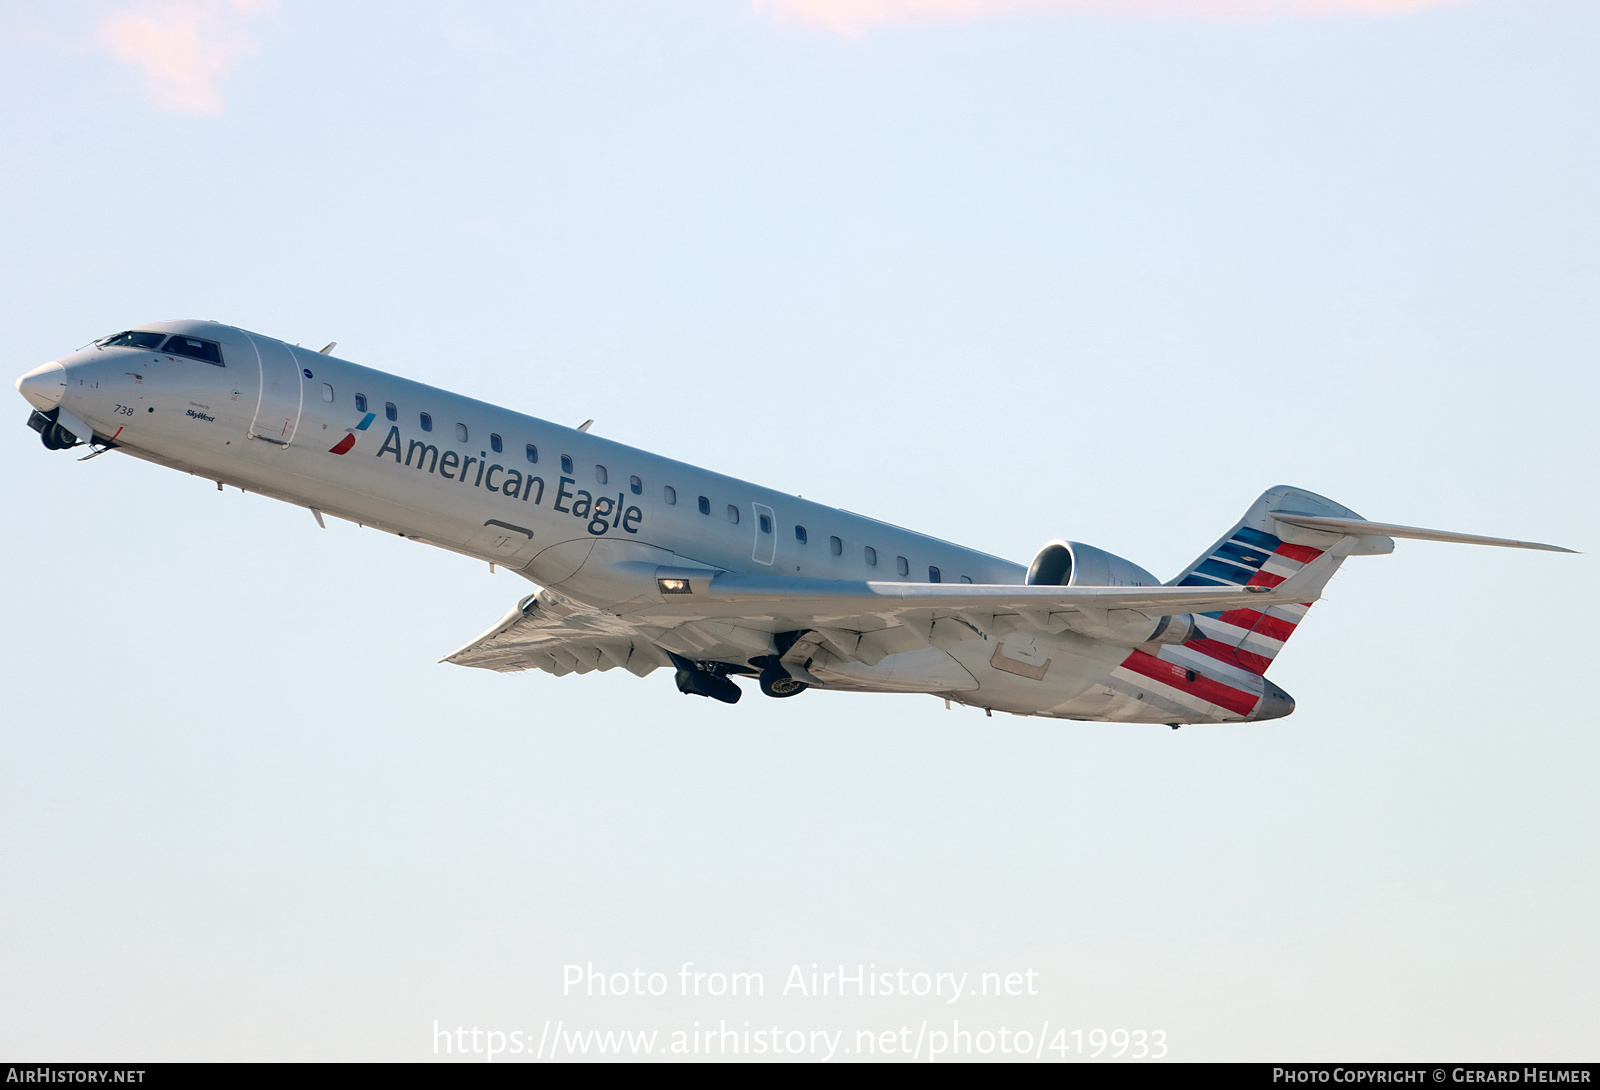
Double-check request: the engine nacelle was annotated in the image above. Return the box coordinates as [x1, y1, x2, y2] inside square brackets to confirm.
[1025, 540, 1194, 647]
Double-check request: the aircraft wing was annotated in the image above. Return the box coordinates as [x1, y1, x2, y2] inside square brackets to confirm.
[652, 573, 1295, 617]
[441, 595, 676, 677]
[444, 564, 1327, 676]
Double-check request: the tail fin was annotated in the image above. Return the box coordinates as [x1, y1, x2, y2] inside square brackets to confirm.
[1170, 486, 1384, 675]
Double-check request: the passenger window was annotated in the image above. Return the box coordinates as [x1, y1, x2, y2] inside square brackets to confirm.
[596, 465, 608, 485]
[561, 455, 573, 474]
[830, 536, 842, 556]
[664, 486, 677, 505]
[928, 566, 941, 583]
[795, 525, 808, 544]
[896, 556, 909, 577]
[960, 575, 973, 584]
[420, 413, 432, 432]
[526, 444, 538, 464]
[864, 546, 877, 566]
[385, 402, 397, 421]
[490, 433, 502, 453]
[355, 393, 368, 412]
[726, 505, 740, 525]
[630, 475, 642, 494]
[759, 513, 772, 534]
[698, 496, 711, 516]
[321, 383, 334, 403]
[162, 335, 224, 365]
[455, 422, 468, 442]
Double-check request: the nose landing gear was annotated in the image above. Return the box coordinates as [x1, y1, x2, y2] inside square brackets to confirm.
[28, 408, 80, 450]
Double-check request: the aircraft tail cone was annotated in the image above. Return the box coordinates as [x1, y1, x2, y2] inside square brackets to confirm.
[1252, 678, 1296, 721]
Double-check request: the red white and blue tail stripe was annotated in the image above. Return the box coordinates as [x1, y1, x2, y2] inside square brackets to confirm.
[1092, 487, 1374, 723]
[1176, 523, 1323, 675]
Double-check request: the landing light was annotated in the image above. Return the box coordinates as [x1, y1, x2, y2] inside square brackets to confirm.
[658, 578, 691, 595]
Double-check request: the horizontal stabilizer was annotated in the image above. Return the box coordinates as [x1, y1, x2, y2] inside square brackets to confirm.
[1268, 512, 1575, 553]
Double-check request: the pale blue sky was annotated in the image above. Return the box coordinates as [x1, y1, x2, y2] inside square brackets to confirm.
[1, 0, 1595, 1061]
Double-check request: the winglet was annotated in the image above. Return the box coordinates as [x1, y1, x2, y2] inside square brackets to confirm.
[1268, 512, 1576, 554]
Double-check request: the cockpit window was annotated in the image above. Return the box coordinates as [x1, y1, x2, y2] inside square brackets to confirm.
[161, 335, 224, 366]
[98, 330, 167, 350]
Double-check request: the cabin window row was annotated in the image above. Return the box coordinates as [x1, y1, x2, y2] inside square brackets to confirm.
[349, 390, 970, 580]
[350, 393, 644, 492]
[789, 525, 972, 582]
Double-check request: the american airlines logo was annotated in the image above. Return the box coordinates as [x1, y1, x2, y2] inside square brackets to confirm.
[327, 411, 376, 454]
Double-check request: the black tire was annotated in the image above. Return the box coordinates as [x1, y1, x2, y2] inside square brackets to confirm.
[758, 663, 807, 699]
[40, 425, 61, 450]
[675, 667, 742, 704]
[47, 423, 77, 449]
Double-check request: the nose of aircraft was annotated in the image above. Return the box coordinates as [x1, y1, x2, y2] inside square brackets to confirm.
[16, 361, 67, 411]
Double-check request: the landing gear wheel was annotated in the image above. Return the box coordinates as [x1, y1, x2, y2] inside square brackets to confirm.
[758, 663, 808, 698]
[41, 422, 77, 450]
[674, 667, 742, 704]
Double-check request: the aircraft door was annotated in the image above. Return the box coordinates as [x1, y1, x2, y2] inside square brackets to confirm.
[248, 336, 303, 445]
[752, 502, 776, 565]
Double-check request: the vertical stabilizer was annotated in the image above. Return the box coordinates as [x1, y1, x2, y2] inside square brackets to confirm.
[1169, 486, 1387, 675]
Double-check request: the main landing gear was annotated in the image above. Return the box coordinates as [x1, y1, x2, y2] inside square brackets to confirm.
[755, 631, 810, 700]
[668, 651, 812, 704]
[670, 653, 743, 705]
[758, 662, 807, 699]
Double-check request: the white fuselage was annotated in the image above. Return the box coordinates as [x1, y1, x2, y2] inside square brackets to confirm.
[17, 319, 1282, 724]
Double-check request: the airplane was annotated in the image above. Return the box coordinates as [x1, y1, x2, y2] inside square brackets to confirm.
[15, 319, 1574, 727]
